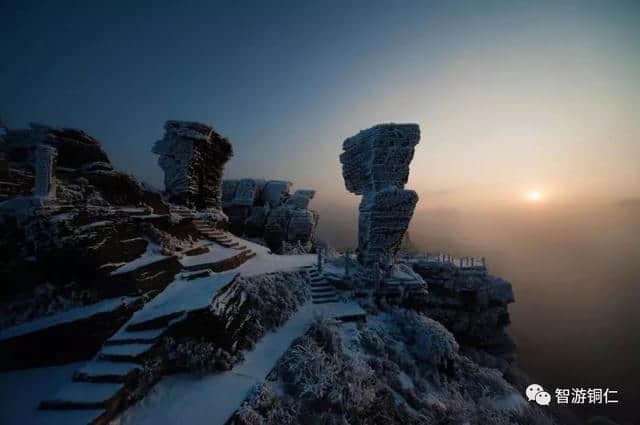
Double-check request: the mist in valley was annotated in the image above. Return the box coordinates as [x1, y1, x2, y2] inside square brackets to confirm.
[316, 197, 640, 422]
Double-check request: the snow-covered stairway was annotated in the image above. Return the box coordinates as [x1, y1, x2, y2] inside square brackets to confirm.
[307, 266, 339, 304]
[38, 271, 238, 424]
[192, 219, 257, 259]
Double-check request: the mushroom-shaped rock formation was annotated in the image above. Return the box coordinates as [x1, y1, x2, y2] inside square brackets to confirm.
[152, 121, 233, 210]
[340, 123, 420, 269]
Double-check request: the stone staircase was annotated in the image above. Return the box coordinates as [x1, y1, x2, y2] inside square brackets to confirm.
[306, 266, 339, 304]
[38, 311, 183, 421]
[38, 271, 236, 425]
[169, 205, 195, 220]
[192, 219, 257, 261]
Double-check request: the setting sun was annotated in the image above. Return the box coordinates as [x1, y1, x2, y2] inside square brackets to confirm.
[526, 191, 543, 202]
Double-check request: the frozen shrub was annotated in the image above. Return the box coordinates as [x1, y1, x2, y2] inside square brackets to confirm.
[358, 327, 385, 355]
[163, 336, 236, 372]
[279, 336, 340, 399]
[232, 383, 299, 425]
[232, 308, 555, 425]
[210, 271, 309, 352]
[392, 308, 458, 367]
[307, 316, 341, 354]
[141, 222, 193, 255]
[235, 405, 264, 425]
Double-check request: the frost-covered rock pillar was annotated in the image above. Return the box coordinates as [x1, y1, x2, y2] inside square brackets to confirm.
[33, 144, 57, 198]
[152, 121, 233, 210]
[339, 123, 420, 270]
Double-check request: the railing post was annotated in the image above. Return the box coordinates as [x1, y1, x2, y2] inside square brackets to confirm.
[344, 249, 350, 277]
[482, 257, 486, 269]
[317, 247, 323, 272]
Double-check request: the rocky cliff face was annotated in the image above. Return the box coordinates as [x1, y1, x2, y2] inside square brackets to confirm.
[410, 261, 517, 373]
[0, 123, 190, 328]
[340, 123, 420, 269]
[152, 121, 233, 210]
[221, 178, 318, 252]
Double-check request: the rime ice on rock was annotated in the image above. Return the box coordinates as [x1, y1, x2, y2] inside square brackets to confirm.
[33, 144, 57, 198]
[152, 121, 233, 209]
[222, 178, 318, 250]
[3, 123, 110, 169]
[233, 178, 265, 207]
[286, 190, 316, 209]
[262, 180, 292, 207]
[340, 123, 420, 269]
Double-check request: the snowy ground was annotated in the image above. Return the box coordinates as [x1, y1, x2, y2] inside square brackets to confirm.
[0, 235, 337, 425]
[0, 297, 138, 341]
[111, 299, 362, 425]
[0, 362, 104, 425]
[235, 253, 316, 276]
[110, 302, 317, 425]
[126, 271, 237, 326]
[110, 241, 169, 276]
[178, 244, 238, 268]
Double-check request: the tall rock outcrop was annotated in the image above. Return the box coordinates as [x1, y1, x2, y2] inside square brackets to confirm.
[152, 121, 232, 210]
[340, 123, 420, 269]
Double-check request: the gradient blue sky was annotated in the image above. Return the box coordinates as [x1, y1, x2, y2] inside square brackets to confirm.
[2, 0, 639, 209]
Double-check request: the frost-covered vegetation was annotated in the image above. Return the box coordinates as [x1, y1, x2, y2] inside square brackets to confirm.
[231, 311, 556, 425]
[0, 282, 97, 329]
[154, 271, 310, 375]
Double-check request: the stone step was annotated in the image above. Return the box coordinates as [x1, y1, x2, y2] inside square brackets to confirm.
[202, 230, 227, 238]
[98, 343, 154, 363]
[40, 382, 124, 410]
[312, 293, 338, 300]
[126, 311, 184, 332]
[311, 287, 335, 294]
[311, 287, 332, 293]
[312, 298, 339, 304]
[29, 409, 106, 425]
[105, 326, 168, 345]
[74, 361, 141, 383]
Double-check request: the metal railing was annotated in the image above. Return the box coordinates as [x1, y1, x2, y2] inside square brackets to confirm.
[403, 252, 486, 269]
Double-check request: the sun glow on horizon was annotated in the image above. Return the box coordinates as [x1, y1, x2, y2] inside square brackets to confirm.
[526, 191, 544, 202]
